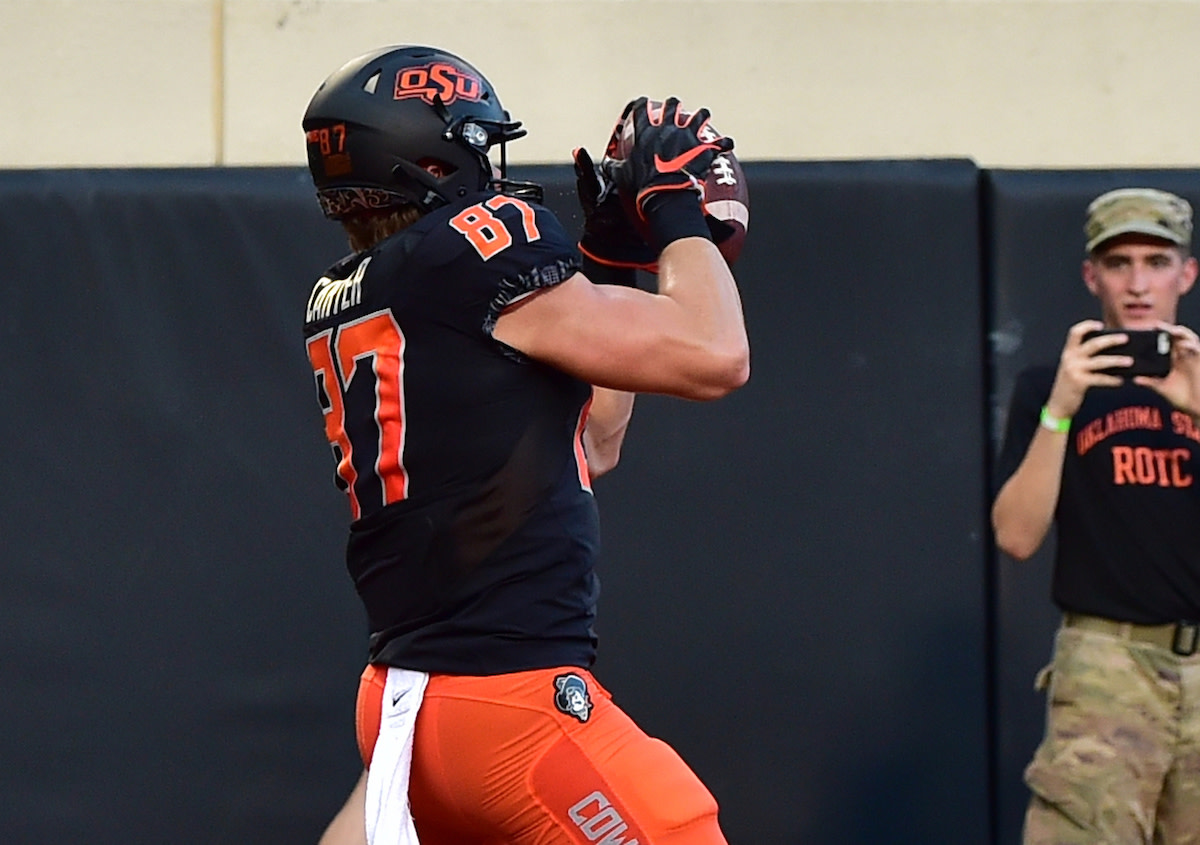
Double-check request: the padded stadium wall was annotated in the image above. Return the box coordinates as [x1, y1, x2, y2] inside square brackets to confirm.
[4, 161, 1199, 843]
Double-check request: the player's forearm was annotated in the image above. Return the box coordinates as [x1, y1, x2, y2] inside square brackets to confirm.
[654, 238, 749, 396]
[991, 431, 1068, 560]
[583, 388, 635, 479]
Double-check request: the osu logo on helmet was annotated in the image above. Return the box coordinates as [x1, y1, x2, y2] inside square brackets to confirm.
[394, 62, 484, 106]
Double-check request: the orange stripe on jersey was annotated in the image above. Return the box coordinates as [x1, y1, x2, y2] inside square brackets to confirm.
[335, 311, 410, 505]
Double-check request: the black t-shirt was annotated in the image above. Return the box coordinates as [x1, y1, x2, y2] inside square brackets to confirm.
[996, 365, 1200, 623]
[302, 191, 598, 674]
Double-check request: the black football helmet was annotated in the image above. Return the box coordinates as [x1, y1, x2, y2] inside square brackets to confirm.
[303, 45, 542, 219]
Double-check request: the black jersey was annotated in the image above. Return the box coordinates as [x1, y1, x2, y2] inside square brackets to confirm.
[302, 191, 599, 674]
[997, 365, 1200, 624]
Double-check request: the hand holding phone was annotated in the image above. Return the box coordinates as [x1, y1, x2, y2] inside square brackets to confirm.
[1081, 329, 1173, 378]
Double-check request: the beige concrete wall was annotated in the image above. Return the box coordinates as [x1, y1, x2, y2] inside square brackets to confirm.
[3, 0, 1200, 169]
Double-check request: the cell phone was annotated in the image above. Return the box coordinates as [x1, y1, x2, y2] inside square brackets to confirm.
[1082, 328, 1173, 378]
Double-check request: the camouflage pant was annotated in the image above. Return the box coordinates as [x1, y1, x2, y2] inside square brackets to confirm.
[1023, 624, 1200, 844]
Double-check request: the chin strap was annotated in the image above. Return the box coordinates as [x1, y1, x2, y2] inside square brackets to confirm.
[494, 177, 544, 205]
[390, 160, 450, 212]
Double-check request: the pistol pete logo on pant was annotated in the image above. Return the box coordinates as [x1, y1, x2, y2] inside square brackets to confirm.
[554, 673, 594, 722]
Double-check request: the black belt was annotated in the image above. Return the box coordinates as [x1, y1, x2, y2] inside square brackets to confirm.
[1063, 613, 1200, 657]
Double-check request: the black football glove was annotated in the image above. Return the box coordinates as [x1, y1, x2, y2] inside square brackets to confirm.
[573, 145, 657, 278]
[608, 97, 734, 249]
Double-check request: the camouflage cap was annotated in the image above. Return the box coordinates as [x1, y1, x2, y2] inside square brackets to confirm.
[1085, 187, 1193, 253]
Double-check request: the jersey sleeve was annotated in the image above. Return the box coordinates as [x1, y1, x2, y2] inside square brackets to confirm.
[479, 201, 582, 334]
[401, 195, 582, 340]
[994, 365, 1054, 491]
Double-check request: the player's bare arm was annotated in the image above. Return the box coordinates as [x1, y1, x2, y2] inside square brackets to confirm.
[582, 387, 635, 479]
[492, 243, 748, 400]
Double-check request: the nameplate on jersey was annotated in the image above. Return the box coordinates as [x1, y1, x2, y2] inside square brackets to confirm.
[306, 256, 370, 324]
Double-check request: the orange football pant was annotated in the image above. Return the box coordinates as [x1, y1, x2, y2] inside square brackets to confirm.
[356, 664, 726, 845]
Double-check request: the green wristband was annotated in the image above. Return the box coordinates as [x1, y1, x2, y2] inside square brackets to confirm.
[1039, 405, 1071, 433]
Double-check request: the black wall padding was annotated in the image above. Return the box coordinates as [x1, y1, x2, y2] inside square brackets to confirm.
[0, 162, 991, 845]
[985, 169, 1200, 845]
[0, 169, 364, 842]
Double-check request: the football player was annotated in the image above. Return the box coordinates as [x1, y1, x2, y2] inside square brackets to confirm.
[302, 45, 748, 845]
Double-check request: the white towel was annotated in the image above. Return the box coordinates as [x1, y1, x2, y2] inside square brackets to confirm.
[364, 667, 430, 845]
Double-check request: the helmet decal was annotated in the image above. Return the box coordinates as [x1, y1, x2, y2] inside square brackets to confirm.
[394, 62, 485, 107]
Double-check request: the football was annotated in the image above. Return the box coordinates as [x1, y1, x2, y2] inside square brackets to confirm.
[611, 100, 749, 265]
